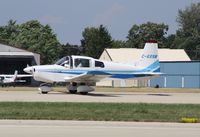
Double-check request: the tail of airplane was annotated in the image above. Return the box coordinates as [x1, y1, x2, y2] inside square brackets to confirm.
[137, 40, 160, 72]
[13, 70, 18, 81]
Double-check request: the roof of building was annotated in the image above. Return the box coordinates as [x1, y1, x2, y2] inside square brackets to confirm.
[0, 43, 39, 55]
[0, 52, 35, 56]
[0, 43, 40, 64]
[0, 43, 26, 52]
[100, 48, 191, 62]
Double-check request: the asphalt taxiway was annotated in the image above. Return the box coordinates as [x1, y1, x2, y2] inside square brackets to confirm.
[0, 89, 199, 137]
[0, 120, 200, 137]
[0, 90, 200, 104]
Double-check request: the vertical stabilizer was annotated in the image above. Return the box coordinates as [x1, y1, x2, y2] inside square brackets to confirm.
[137, 40, 160, 72]
[13, 70, 18, 81]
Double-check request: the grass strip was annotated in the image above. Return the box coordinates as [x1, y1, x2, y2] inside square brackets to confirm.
[0, 102, 199, 122]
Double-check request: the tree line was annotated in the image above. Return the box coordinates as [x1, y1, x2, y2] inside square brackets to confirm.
[0, 2, 200, 64]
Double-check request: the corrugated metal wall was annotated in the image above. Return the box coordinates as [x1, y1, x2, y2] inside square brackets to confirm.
[150, 61, 200, 88]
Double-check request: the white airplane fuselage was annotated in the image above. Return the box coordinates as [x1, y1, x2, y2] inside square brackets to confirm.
[26, 60, 144, 83]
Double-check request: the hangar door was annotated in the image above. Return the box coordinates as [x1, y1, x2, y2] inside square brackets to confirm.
[165, 76, 182, 88]
[0, 57, 32, 85]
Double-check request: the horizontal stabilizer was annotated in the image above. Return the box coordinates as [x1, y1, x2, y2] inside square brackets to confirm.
[134, 72, 163, 75]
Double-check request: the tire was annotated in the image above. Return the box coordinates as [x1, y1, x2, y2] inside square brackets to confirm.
[72, 82, 77, 86]
[80, 92, 88, 95]
[41, 91, 48, 94]
[69, 90, 77, 94]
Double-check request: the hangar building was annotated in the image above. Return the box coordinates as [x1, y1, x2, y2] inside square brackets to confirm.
[0, 43, 40, 85]
[96, 48, 200, 88]
[150, 61, 200, 88]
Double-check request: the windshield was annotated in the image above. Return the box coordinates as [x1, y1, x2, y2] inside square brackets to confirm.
[55, 56, 70, 66]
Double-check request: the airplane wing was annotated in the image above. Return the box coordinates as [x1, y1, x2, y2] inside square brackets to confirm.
[64, 71, 163, 82]
[16, 75, 32, 78]
[64, 71, 111, 83]
[0, 75, 12, 77]
[0, 74, 32, 77]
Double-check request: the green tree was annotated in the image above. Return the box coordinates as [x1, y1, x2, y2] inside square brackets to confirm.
[2, 20, 61, 64]
[164, 34, 176, 49]
[174, 2, 200, 60]
[177, 3, 200, 37]
[112, 40, 127, 48]
[81, 25, 113, 58]
[0, 19, 19, 44]
[60, 43, 81, 58]
[126, 22, 169, 48]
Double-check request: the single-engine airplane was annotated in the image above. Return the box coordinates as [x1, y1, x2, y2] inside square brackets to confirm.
[0, 70, 32, 87]
[24, 41, 161, 94]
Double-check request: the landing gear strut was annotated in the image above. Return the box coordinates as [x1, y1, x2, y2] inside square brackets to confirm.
[68, 82, 77, 94]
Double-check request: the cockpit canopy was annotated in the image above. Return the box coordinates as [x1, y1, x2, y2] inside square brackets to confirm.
[55, 56, 105, 68]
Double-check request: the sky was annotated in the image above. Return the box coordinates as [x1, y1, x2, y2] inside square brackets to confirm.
[0, 0, 199, 45]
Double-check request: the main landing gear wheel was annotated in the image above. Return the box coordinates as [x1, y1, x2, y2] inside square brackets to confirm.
[68, 82, 77, 94]
[67, 82, 94, 95]
[80, 92, 88, 95]
[69, 90, 77, 94]
[38, 83, 52, 94]
[41, 91, 48, 94]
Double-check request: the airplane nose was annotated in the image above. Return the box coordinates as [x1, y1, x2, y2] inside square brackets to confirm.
[23, 67, 33, 74]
